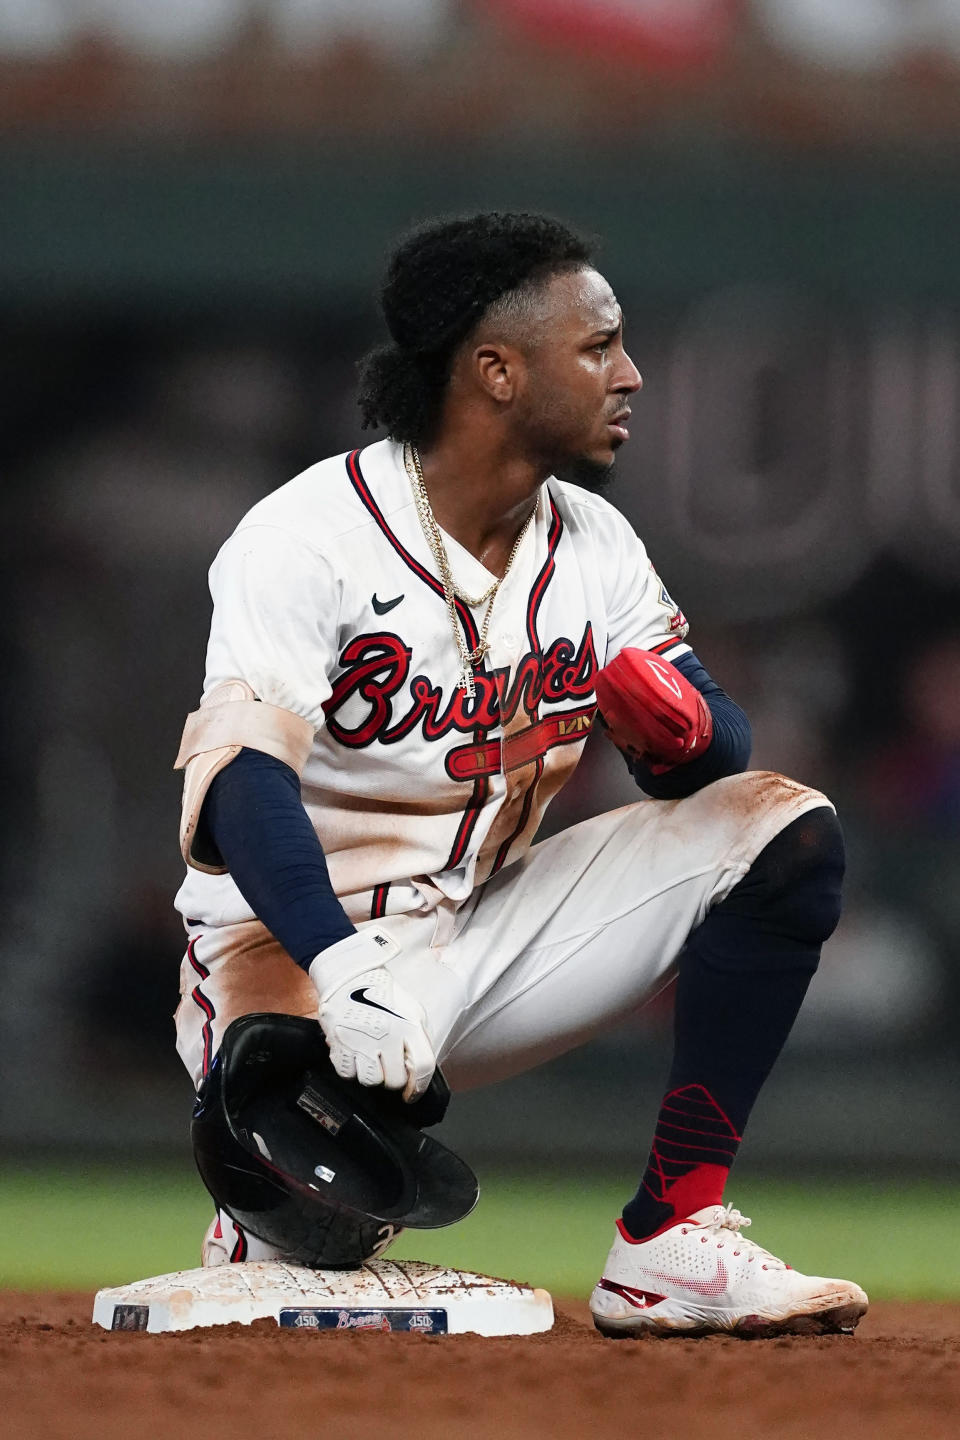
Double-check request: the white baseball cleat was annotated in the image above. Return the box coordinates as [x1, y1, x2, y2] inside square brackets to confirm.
[590, 1204, 868, 1339]
[201, 1210, 285, 1268]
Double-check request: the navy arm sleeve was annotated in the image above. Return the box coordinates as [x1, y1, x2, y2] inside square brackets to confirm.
[200, 748, 355, 970]
[620, 650, 751, 800]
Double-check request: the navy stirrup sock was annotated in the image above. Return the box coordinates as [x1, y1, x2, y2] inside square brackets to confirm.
[621, 806, 845, 1240]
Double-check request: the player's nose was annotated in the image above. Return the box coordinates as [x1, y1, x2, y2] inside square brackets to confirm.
[615, 352, 642, 393]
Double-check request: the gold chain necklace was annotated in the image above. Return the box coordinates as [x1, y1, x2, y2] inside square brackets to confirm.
[404, 442, 535, 698]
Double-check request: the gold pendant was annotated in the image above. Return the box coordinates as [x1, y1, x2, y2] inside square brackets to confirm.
[459, 664, 476, 699]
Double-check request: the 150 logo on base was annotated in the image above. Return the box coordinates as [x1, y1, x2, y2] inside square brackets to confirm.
[279, 1306, 448, 1333]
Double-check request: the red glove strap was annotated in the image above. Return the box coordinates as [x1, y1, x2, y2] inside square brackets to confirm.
[594, 649, 713, 771]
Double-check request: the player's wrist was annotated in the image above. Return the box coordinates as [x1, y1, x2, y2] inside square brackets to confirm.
[308, 928, 401, 1003]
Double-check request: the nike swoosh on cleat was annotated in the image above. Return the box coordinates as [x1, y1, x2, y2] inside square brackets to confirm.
[372, 593, 404, 615]
[349, 987, 404, 1019]
[638, 1256, 728, 1297]
[598, 1279, 666, 1309]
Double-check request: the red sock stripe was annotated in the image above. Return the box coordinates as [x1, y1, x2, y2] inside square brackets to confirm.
[662, 1086, 742, 1138]
[642, 1084, 741, 1205]
[652, 1144, 739, 1168]
[655, 1131, 739, 1154]
[657, 1117, 742, 1141]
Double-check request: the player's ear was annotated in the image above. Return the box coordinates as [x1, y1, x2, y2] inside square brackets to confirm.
[473, 343, 519, 405]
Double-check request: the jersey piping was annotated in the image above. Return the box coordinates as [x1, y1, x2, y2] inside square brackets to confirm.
[489, 494, 565, 877]
[187, 937, 216, 1077]
[345, 448, 481, 654]
[347, 446, 521, 876]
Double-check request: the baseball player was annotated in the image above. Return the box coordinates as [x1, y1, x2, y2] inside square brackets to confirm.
[174, 213, 868, 1337]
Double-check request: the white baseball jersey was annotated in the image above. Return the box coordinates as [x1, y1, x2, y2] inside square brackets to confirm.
[174, 438, 691, 935]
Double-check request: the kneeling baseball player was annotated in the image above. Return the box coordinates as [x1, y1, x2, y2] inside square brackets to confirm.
[174, 212, 868, 1337]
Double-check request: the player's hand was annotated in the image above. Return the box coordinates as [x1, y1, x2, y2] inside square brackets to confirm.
[594, 647, 713, 773]
[309, 931, 436, 1101]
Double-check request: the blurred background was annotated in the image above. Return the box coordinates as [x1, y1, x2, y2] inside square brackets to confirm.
[2, 0, 959, 1294]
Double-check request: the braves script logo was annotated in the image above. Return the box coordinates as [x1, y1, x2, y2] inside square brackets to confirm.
[324, 622, 598, 751]
[336, 1311, 393, 1331]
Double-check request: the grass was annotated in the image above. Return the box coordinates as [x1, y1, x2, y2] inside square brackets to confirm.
[1, 1163, 957, 1300]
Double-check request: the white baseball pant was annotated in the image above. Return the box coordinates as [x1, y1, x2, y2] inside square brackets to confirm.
[175, 770, 830, 1092]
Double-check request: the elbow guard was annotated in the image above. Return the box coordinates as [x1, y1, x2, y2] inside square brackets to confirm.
[173, 680, 314, 873]
[595, 648, 713, 773]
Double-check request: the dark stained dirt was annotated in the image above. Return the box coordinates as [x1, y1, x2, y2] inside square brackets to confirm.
[2, 1291, 959, 1440]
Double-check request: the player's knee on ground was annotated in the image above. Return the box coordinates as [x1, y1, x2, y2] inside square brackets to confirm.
[699, 805, 845, 974]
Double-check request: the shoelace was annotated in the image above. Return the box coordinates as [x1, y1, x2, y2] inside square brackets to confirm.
[702, 1205, 788, 1269]
[715, 1204, 751, 1233]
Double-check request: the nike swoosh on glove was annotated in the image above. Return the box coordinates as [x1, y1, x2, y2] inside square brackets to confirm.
[309, 930, 436, 1102]
[594, 647, 713, 774]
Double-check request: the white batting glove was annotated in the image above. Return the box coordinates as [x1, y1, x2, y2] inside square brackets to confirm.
[308, 930, 436, 1102]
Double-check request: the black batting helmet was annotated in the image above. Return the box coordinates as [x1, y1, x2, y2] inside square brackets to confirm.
[191, 1013, 479, 1269]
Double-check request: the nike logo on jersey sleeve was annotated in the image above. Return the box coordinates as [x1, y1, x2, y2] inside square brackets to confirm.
[372, 593, 404, 615]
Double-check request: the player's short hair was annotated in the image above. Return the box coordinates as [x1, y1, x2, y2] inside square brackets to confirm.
[357, 212, 593, 444]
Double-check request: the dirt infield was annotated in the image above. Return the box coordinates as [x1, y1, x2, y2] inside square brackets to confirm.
[2, 1291, 958, 1440]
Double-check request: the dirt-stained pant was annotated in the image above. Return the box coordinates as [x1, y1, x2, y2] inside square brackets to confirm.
[176, 771, 832, 1093]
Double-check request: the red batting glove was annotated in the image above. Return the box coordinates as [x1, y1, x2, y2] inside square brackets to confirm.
[594, 648, 713, 773]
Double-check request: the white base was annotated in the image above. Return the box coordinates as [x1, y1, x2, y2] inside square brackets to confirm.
[92, 1259, 554, 1337]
